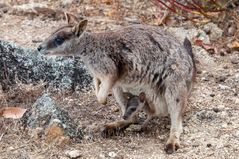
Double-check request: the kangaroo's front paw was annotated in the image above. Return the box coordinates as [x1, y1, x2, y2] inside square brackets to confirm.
[164, 139, 180, 154]
[100, 124, 118, 138]
[97, 96, 107, 105]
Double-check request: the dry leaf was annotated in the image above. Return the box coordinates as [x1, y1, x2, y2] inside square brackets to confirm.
[228, 41, 239, 49]
[102, 0, 113, 5]
[0, 107, 27, 119]
[193, 38, 215, 51]
[104, 9, 118, 18]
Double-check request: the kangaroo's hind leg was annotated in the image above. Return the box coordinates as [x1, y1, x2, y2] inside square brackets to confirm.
[164, 81, 187, 154]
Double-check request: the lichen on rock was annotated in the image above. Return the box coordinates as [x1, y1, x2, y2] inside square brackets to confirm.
[0, 39, 92, 91]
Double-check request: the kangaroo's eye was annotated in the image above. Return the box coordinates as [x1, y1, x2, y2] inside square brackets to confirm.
[54, 37, 65, 46]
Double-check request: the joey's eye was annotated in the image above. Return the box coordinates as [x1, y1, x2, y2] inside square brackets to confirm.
[54, 37, 65, 46]
[130, 107, 136, 112]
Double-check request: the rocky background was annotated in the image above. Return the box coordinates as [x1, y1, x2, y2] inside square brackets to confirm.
[0, 40, 91, 91]
[0, 0, 239, 158]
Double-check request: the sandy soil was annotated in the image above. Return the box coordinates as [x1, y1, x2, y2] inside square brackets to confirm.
[0, 1, 239, 159]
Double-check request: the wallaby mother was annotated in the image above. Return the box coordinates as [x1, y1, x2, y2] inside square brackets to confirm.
[38, 13, 196, 154]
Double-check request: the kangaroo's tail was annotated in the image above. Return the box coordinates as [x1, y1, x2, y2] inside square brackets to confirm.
[183, 37, 196, 81]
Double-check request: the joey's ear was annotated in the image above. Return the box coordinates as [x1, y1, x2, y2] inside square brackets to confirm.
[72, 19, 88, 37]
[139, 92, 146, 102]
[64, 12, 78, 25]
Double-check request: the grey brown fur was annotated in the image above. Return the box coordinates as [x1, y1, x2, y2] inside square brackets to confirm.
[38, 13, 196, 154]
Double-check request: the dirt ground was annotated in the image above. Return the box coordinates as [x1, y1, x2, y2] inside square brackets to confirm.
[0, 1, 239, 159]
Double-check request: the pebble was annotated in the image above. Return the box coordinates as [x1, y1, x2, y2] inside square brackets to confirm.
[65, 149, 81, 159]
[231, 59, 239, 64]
[218, 84, 231, 90]
[126, 124, 142, 132]
[60, 0, 74, 7]
[212, 107, 220, 113]
[203, 22, 223, 41]
[228, 25, 237, 36]
[215, 75, 227, 83]
[225, 47, 232, 54]
[210, 93, 215, 97]
[219, 48, 227, 56]
[206, 143, 212, 148]
[221, 123, 228, 128]
[235, 73, 239, 82]
[201, 76, 210, 81]
[108, 151, 117, 158]
[99, 153, 106, 159]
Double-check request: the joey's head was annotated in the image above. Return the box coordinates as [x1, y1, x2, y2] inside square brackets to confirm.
[122, 92, 146, 120]
[37, 13, 88, 57]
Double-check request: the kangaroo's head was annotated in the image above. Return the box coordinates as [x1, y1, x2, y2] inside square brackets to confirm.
[37, 13, 88, 57]
[123, 92, 146, 120]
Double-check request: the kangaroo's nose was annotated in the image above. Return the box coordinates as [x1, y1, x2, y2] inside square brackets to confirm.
[122, 115, 127, 120]
[37, 45, 42, 51]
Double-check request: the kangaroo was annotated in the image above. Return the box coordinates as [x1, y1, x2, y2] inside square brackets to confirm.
[38, 13, 196, 154]
[122, 92, 154, 129]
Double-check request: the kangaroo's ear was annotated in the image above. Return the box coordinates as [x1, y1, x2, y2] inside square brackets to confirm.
[72, 19, 88, 37]
[64, 12, 78, 25]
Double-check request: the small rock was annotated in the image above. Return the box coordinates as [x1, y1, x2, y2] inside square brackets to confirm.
[235, 73, 239, 82]
[225, 47, 232, 54]
[218, 84, 231, 90]
[231, 59, 239, 64]
[192, 143, 200, 147]
[60, 0, 74, 7]
[124, 16, 140, 24]
[228, 25, 237, 36]
[210, 93, 215, 97]
[233, 51, 239, 55]
[208, 49, 215, 54]
[212, 108, 220, 113]
[203, 23, 223, 41]
[201, 76, 210, 81]
[215, 75, 227, 83]
[196, 110, 215, 121]
[206, 143, 212, 148]
[108, 151, 117, 158]
[99, 153, 106, 159]
[125, 124, 142, 132]
[65, 150, 81, 159]
[194, 46, 216, 71]
[1, 7, 8, 13]
[219, 49, 226, 56]
[32, 39, 42, 43]
[223, 65, 229, 69]
[23, 93, 83, 143]
[221, 123, 228, 128]
[8, 146, 14, 151]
